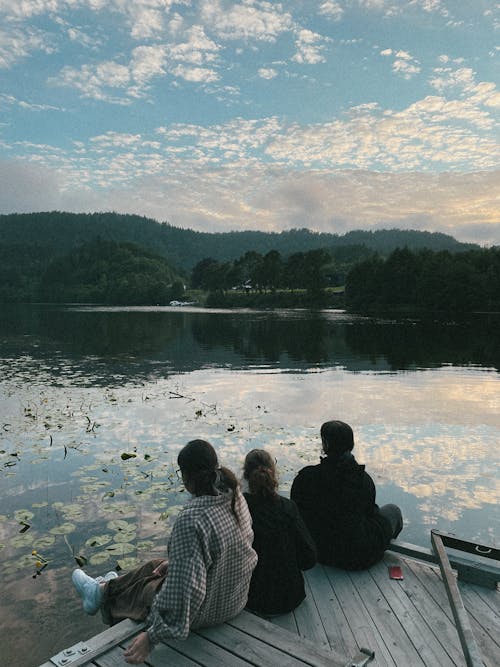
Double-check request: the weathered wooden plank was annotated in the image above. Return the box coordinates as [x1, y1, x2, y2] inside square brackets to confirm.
[457, 582, 500, 667]
[227, 609, 345, 667]
[322, 565, 397, 666]
[197, 623, 323, 667]
[38, 619, 144, 667]
[459, 582, 500, 648]
[38, 543, 500, 667]
[304, 565, 358, 658]
[270, 610, 299, 636]
[293, 574, 330, 648]
[346, 566, 425, 666]
[167, 631, 250, 667]
[431, 530, 484, 667]
[149, 641, 205, 667]
[93, 645, 138, 666]
[408, 559, 497, 666]
[474, 584, 500, 615]
[386, 557, 466, 666]
[370, 559, 457, 667]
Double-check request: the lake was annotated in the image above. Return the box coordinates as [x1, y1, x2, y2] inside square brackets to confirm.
[1, 304, 499, 666]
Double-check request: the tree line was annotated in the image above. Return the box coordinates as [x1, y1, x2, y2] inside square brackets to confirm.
[346, 247, 500, 313]
[0, 211, 474, 272]
[37, 239, 184, 305]
[0, 212, 497, 312]
[191, 248, 343, 294]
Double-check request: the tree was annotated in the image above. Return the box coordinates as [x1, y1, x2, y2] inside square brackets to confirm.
[260, 250, 283, 292]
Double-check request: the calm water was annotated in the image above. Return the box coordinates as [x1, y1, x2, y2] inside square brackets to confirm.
[1, 304, 499, 666]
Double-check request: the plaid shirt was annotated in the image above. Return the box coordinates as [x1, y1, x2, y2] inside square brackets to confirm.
[146, 487, 257, 644]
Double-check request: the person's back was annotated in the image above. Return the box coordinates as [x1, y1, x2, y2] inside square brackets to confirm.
[291, 421, 403, 570]
[171, 485, 256, 630]
[243, 449, 316, 615]
[72, 439, 257, 665]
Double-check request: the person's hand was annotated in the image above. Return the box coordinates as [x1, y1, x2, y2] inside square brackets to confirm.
[124, 631, 150, 664]
[152, 559, 168, 577]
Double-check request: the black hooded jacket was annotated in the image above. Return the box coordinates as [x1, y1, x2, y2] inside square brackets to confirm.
[290, 452, 391, 570]
[243, 493, 317, 615]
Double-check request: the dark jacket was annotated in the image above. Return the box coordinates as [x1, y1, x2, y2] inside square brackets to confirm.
[290, 452, 391, 570]
[243, 493, 317, 615]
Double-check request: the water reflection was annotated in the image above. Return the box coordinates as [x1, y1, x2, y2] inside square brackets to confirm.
[0, 304, 499, 667]
[1, 306, 499, 384]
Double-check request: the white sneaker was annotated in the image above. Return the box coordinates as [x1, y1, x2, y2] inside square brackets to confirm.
[95, 571, 118, 583]
[71, 569, 103, 615]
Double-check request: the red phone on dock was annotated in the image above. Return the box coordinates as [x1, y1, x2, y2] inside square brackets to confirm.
[389, 565, 404, 580]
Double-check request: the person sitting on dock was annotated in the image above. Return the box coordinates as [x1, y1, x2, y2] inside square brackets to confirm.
[242, 449, 317, 616]
[71, 439, 258, 664]
[291, 420, 403, 570]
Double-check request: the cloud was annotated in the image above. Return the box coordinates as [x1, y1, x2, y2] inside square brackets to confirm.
[3, 111, 498, 244]
[0, 93, 63, 112]
[318, 1, 344, 21]
[380, 48, 421, 79]
[168, 25, 220, 65]
[130, 45, 168, 86]
[0, 27, 55, 69]
[66, 26, 102, 49]
[292, 29, 328, 65]
[200, 0, 293, 42]
[50, 60, 131, 103]
[170, 64, 219, 83]
[49, 21, 223, 100]
[258, 67, 278, 79]
[0, 159, 64, 212]
[358, 0, 449, 19]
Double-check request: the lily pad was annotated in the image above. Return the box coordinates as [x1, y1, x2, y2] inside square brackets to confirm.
[60, 504, 84, 519]
[32, 535, 55, 549]
[85, 534, 113, 548]
[113, 531, 136, 543]
[117, 556, 139, 570]
[89, 551, 111, 565]
[50, 522, 76, 535]
[6, 554, 36, 572]
[14, 509, 34, 522]
[106, 542, 135, 555]
[10, 534, 34, 548]
[107, 519, 132, 532]
[136, 540, 155, 551]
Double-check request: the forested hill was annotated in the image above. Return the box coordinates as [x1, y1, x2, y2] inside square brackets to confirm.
[0, 211, 475, 271]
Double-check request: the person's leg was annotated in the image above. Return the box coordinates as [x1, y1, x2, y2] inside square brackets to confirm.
[379, 503, 403, 540]
[72, 569, 104, 615]
[101, 558, 167, 625]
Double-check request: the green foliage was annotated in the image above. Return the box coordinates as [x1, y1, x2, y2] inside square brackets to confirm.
[0, 211, 474, 273]
[0, 245, 54, 302]
[346, 247, 500, 313]
[192, 247, 334, 297]
[38, 239, 181, 305]
[0, 210, 480, 305]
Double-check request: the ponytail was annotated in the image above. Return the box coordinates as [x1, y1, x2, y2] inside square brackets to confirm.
[177, 439, 241, 523]
[219, 466, 241, 523]
[243, 449, 278, 501]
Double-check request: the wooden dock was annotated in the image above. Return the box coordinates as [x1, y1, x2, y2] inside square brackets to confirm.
[39, 543, 500, 667]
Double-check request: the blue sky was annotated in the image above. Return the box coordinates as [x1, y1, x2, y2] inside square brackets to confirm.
[0, 0, 498, 244]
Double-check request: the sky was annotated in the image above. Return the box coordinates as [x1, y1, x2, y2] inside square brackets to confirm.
[0, 0, 499, 245]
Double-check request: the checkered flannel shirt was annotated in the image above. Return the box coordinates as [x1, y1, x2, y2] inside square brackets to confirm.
[146, 487, 257, 644]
